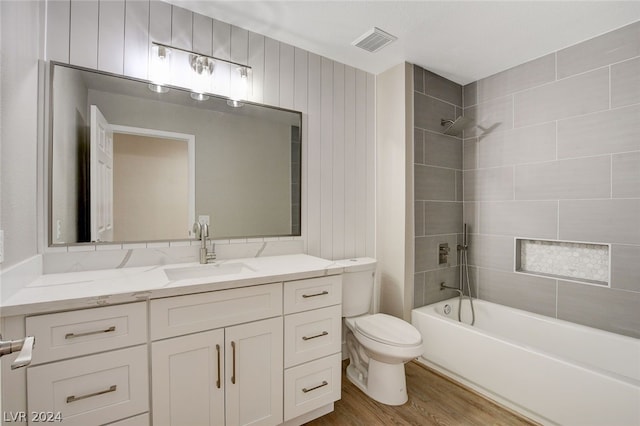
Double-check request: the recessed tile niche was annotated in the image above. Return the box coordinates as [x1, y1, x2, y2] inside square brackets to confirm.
[515, 239, 610, 286]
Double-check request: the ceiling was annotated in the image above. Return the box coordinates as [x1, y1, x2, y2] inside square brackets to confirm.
[167, 1, 640, 85]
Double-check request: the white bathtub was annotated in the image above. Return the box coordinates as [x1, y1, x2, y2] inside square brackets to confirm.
[411, 298, 640, 426]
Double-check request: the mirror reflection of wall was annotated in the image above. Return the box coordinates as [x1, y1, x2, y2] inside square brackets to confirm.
[113, 133, 189, 241]
[49, 63, 302, 245]
[51, 66, 89, 244]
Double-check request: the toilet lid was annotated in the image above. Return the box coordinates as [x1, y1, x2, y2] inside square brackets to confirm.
[354, 314, 422, 347]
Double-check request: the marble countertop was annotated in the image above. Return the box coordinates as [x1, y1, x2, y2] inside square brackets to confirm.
[0, 254, 343, 317]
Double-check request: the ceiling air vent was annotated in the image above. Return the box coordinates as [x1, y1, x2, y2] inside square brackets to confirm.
[352, 27, 397, 53]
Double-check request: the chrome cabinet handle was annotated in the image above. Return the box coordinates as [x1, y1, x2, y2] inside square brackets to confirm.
[216, 344, 221, 389]
[231, 341, 236, 385]
[65, 326, 116, 339]
[302, 331, 328, 341]
[302, 381, 328, 393]
[66, 385, 117, 403]
[0, 335, 36, 370]
[302, 291, 328, 298]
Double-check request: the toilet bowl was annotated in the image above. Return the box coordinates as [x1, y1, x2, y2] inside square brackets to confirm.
[346, 314, 423, 363]
[338, 258, 424, 406]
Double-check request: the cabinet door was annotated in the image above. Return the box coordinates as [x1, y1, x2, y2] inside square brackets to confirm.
[225, 317, 283, 426]
[152, 329, 225, 426]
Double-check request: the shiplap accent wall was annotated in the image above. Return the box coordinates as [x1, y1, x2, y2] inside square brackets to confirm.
[45, 0, 376, 260]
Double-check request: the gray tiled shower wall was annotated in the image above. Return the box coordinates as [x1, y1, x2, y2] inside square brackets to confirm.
[461, 21, 640, 339]
[413, 66, 464, 308]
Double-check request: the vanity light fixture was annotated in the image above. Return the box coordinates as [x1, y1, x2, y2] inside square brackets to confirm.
[228, 66, 248, 106]
[190, 92, 209, 101]
[150, 41, 251, 103]
[227, 67, 248, 107]
[226, 99, 244, 108]
[189, 54, 214, 101]
[148, 84, 169, 94]
[148, 44, 171, 93]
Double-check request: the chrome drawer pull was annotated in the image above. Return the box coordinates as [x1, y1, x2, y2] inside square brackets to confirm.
[302, 291, 328, 299]
[231, 341, 236, 385]
[66, 385, 117, 403]
[302, 331, 328, 341]
[216, 344, 221, 389]
[65, 326, 116, 339]
[302, 381, 328, 393]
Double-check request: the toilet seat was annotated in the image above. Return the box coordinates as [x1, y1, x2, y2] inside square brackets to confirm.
[354, 314, 422, 347]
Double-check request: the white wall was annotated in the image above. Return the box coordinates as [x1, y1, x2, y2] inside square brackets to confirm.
[376, 63, 414, 320]
[44, 0, 376, 261]
[0, 1, 43, 269]
[0, 0, 43, 415]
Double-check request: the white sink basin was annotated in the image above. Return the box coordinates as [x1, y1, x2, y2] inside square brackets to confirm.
[164, 262, 254, 281]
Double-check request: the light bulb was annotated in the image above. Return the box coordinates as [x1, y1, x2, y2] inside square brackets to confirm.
[150, 45, 171, 86]
[230, 67, 248, 101]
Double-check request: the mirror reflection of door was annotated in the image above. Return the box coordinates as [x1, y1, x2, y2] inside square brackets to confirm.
[109, 126, 195, 242]
[89, 105, 114, 242]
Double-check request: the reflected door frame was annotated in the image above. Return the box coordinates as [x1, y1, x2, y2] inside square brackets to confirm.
[110, 125, 196, 238]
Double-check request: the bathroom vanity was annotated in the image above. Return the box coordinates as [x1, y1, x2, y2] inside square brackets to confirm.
[1, 254, 343, 426]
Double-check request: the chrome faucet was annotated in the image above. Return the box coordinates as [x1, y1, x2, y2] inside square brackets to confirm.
[193, 222, 216, 264]
[440, 282, 463, 297]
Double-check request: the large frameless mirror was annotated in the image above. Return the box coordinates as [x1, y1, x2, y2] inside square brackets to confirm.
[48, 63, 302, 245]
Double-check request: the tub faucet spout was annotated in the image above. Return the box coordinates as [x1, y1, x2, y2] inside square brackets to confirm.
[440, 282, 463, 297]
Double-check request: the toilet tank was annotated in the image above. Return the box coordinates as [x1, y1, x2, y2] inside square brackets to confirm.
[336, 258, 377, 317]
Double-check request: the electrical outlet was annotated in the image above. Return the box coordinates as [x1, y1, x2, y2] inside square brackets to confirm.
[198, 215, 210, 226]
[0, 230, 4, 264]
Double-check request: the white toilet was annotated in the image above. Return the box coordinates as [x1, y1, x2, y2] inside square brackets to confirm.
[337, 258, 423, 406]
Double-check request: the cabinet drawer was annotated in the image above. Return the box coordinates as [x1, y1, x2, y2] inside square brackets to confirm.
[26, 302, 147, 364]
[284, 275, 341, 314]
[106, 413, 149, 426]
[284, 353, 342, 421]
[27, 346, 148, 426]
[150, 283, 282, 340]
[284, 305, 342, 368]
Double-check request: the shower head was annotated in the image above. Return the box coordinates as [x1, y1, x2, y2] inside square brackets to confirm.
[441, 116, 472, 136]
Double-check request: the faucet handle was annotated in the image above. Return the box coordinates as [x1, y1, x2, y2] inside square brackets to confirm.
[201, 223, 209, 238]
[192, 222, 202, 239]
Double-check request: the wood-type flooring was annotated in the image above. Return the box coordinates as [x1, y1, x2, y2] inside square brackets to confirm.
[306, 360, 538, 426]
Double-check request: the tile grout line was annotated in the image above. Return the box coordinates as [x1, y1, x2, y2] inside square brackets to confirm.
[610, 155, 613, 199]
[608, 65, 612, 110]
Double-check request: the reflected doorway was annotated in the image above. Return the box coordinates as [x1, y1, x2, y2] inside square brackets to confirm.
[110, 125, 195, 241]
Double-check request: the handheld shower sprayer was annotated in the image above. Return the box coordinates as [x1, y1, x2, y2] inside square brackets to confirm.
[458, 223, 475, 325]
[457, 223, 468, 252]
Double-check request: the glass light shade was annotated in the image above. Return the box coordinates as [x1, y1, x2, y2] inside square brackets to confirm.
[148, 83, 169, 94]
[190, 92, 209, 101]
[150, 45, 171, 85]
[230, 67, 248, 101]
[190, 55, 214, 98]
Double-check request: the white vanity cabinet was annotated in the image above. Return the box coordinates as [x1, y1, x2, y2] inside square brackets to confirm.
[2, 259, 344, 426]
[150, 283, 284, 426]
[24, 303, 149, 426]
[282, 276, 342, 422]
